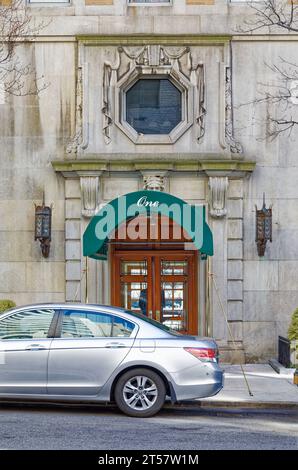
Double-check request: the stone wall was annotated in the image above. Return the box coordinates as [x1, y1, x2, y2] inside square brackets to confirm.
[0, 41, 76, 305]
[0, 1, 298, 361]
[233, 40, 298, 361]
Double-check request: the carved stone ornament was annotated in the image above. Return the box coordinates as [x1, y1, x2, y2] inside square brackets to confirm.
[80, 176, 100, 218]
[102, 45, 206, 145]
[102, 51, 121, 145]
[142, 173, 167, 192]
[208, 176, 229, 218]
[189, 57, 206, 142]
[225, 67, 242, 154]
[66, 66, 83, 155]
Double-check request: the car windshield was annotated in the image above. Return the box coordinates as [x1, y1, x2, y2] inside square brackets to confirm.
[125, 310, 182, 336]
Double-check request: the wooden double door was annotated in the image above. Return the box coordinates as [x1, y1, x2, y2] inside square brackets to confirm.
[111, 251, 198, 335]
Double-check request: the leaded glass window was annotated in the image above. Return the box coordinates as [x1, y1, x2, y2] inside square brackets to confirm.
[126, 78, 182, 135]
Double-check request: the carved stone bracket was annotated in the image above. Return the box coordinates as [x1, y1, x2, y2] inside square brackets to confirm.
[208, 176, 229, 218]
[225, 67, 242, 154]
[141, 171, 168, 192]
[79, 172, 102, 218]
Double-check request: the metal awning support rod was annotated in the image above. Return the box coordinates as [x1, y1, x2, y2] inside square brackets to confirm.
[209, 272, 254, 397]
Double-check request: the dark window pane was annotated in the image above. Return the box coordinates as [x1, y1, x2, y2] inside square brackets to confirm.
[112, 316, 135, 337]
[126, 79, 182, 135]
[0, 309, 55, 340]
[62, 310, 113, 338]
[61, 310, 136, 338]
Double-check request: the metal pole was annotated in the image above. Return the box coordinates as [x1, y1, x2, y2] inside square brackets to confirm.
[209, 272, 254, 397]
[85, 256, 88, 304]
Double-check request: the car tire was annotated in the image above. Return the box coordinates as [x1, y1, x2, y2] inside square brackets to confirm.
[114, 368, 166, 418]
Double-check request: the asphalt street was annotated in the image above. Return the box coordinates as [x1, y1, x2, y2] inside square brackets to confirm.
[0, 404, 297, 450]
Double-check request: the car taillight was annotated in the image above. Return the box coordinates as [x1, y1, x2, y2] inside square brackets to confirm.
[184, 347, 217, 362]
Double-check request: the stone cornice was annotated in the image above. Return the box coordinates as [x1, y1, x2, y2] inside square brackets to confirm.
[232, 35, 298, 42]
[51, 158, 256, 177]
[76, 34, 232, 46]
[12, 34, 298, 44]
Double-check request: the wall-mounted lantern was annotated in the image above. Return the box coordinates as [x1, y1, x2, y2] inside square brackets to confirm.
[34, 197, 52, 258]
[255, 194, 272, 257]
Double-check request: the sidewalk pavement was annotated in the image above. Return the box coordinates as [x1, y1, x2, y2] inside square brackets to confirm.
[179, 364, 298, 409]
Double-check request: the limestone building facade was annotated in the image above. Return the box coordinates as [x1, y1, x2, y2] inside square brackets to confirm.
[1, 0, 297, 362]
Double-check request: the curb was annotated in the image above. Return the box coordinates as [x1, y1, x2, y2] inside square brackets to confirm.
[166, 400, 298, 411]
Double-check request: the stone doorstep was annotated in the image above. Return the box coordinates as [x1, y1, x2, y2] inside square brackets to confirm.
[268, 358, 296, 379]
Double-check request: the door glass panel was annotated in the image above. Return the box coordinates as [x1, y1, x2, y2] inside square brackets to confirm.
[161, 281, 187, 332]
[0, 309, 55, 340]
[121, 282, 148, 316]
[121, 260, 147, 275]
[161, 260, 188, 275]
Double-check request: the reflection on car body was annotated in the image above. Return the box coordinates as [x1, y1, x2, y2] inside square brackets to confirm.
[0, 303, 223, 417]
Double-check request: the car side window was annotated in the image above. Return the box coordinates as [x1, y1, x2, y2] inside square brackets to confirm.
[112, 316, 135, 338]
[0, 309, 56, 340]
[61, 310, 113, 338]
[61, 310, 135, 338]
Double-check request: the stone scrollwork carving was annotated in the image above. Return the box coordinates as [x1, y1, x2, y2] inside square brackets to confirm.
[66, 66, 83, 155]
[102, 51, 121, 145]
[225, 67, 243, 154]
[120, 46, 149, 66]
[191, 62, 206, 143]
[80, 175, 101, 218]
[208, 176, 229, 218]
[101, 45, 206, 145]
[120, 45, 189, 68]
[160, 46, 189, 67]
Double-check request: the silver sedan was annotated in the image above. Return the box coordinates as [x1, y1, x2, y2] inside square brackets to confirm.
[0, 304, 223, 417]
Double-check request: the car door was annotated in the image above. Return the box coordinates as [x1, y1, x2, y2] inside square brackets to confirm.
[47, 308, 137, 396]
[0, 307, 57, 395]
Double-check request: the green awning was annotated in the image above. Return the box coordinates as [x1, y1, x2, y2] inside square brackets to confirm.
[83, 190, 213, 260]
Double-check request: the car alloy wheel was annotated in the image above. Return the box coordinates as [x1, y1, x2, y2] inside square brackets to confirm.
[123, 375, 158, 411]
[114, 368, 166, 417]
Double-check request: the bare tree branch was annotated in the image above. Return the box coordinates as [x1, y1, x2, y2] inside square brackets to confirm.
[0, 0, 48, 98]
[236, 2, 298, 140]
[237, 0, 298, 33]
[237, 59, 298, 140]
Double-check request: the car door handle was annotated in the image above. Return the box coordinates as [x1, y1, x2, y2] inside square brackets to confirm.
[105, 342, 126, 349]
[25, 344, 46, 351]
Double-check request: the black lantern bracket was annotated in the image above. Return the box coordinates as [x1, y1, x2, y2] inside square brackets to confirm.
[34, 195, 53, 258]
[255, 193, 272, 257]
